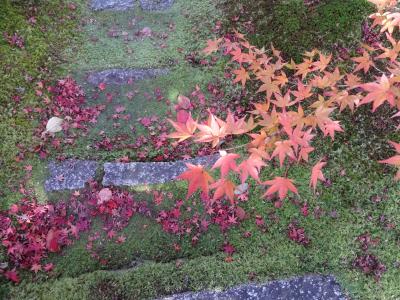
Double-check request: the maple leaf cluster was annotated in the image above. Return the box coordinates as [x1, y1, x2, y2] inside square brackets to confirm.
[0, 182, 149, 283]
[155, 191, 247, 252]
[30, 78, 105, 158]
[352, 232, 386, 281]
[3, 32, 24, 49]
[170, 2, 400, 208]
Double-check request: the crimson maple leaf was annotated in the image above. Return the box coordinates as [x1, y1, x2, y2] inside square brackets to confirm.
[178, 164, 214, 198]
[4, 269, 19, 283]
[310, 161, 327, 191]
[263, 177, 298, 200]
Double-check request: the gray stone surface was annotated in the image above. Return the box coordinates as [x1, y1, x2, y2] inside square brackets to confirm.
[90, 0, 134, 11]
[87, 68, 169, 86]
[45, 160, 99, 192]
[159, 275, 346, 300]
[103, 155, 218, 186]
[140, 0, 175, 11]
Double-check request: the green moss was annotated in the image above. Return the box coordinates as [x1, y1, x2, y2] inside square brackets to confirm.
[223, 0, 374, 61]
[0, 0, 82, 208]
[66, 0, 221, 71]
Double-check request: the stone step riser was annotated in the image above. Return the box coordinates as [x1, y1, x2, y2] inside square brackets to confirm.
[44, 155, 218, 192]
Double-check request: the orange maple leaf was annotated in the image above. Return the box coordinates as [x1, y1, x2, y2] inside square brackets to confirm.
[312, 52, 332, 72]
[203, 38, 222, 55]
[271, 140, 296, 167]
[233, 67, 250, 88]
[211, 179, 236, 203]
[195, 113, 228, 147]
[292, 80, 313, 102]
[262, 177, 298, 200]
[168, 113, 197, 142]
[379, 141, 400, 180]
[238, 158, 266, 183]
[310, 161, 327, 191]
[212, 151, 240, 177]
[377, 33, 400, 62]
[352, 51, 375, 74]
[178, 164, 214, 199]
[359, 74, 396, 111]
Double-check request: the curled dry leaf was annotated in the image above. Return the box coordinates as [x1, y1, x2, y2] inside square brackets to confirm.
[46, 117, 63, 133]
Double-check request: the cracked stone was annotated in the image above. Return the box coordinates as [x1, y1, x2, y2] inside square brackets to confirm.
[159, 275, 346, 300]
[45, 160, 99, 192]
[103, 155, 218, 187]
[90, 0, 134, 11]
[87, 68, 169, 85]
[140, 0, 175, 11]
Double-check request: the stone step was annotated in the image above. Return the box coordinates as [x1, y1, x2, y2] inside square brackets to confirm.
[103, 154, 218, 187]
[90, 0, 175, 11]
[45, 160, 99, 192]
[87, 68, 169, 86]
[90, 0, 134, 11]
[44, 155, 218, 191]
[159, 275, 346, 300]
[140, 0, 175, 11]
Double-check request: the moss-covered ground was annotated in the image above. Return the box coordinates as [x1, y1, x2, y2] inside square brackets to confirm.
[1, 0, 399, 299]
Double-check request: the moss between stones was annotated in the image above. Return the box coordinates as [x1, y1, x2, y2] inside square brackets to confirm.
[0, 0, 81, 208]
[222, 0, 374, 61]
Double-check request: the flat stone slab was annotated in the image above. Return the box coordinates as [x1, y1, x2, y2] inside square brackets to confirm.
[90, 0, 134, 11]
[87, 68, 169, 86]
[160, 275, 346, 300]
[45, 160, 99, 192]
[103, 155, 218, 186]
[140, 0, 174, 11]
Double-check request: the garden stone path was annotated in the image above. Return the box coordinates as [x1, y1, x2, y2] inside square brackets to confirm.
[44, 155, 217, 191]
[160, 275, 346, 300]
[43, 1, 349, 298]
[91, 0, 135, 11]
[87, 68, 169, 85]
[45, 160, 99, 192]
[140, 0, 175, 11]
[103, 154, 218, 186]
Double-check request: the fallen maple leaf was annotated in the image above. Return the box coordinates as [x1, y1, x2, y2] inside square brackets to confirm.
[233, 67, 250, 88]
[359, 74, 396, 111]
[98, 82, 106, 91]
[203, 38, 222, 55]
